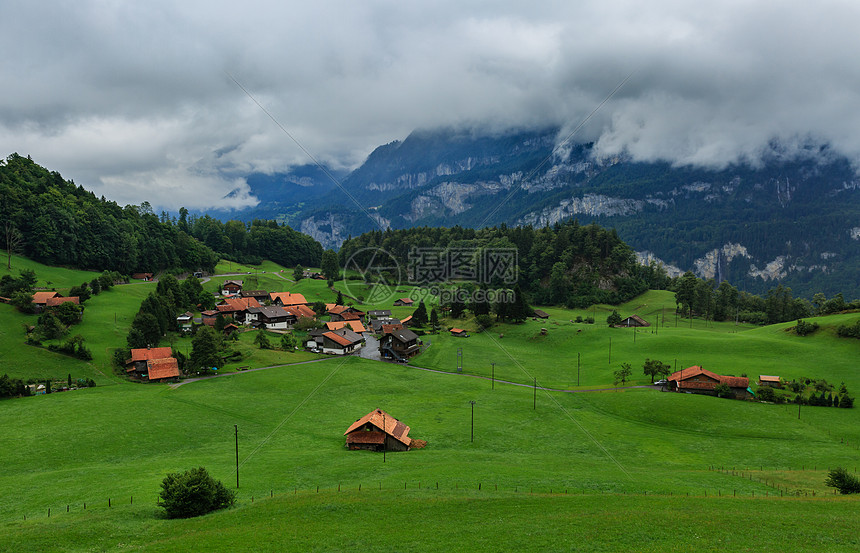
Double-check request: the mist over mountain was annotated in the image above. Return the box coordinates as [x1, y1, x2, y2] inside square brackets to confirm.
[222, 127, 860, 298]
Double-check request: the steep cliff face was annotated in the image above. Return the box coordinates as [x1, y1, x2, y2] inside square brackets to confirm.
[252, 127, 860, 296]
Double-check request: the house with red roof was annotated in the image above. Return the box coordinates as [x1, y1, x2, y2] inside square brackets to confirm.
[619, 314, 650, 327]
[220, 280, 243, 296]
[393, 298, 414, 307]
[321, 329, 363, 355]
[668, 366, 750, 399]
[344, 408, 412, 452]
[270, 292, 308, 307]
[325, 320, 367, 333]
[146, 357, 180, 381]
[327, 305, 365, 321]
[449, 328, 469, 337]
[216, 296, 261, 323]
[126, 347, 174, 376]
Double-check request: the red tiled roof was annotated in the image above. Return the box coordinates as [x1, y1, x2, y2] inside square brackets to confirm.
[344, 409, 411, 447]
[270, 292, 308, 305]
[147, 357, 180, 380]
[32, 291, 59, 304]
[287, 304, 316, 319]
[395, 298, 413, 304]
[450, 328, 467, 334]
[46, 296, 79, 307]
[670, 366, 749, 389]
[218, 297, 260, 312]
[323, 331, 354, 347]
[129, 347, 173, 362]
[339, 312, 363, 321]
[381, 323, 404, 334]
[326, 321, 367, 333]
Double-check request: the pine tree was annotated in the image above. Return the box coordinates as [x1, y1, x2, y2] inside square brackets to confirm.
[412, 301, 428, 326]
[429, 308, 439, 331]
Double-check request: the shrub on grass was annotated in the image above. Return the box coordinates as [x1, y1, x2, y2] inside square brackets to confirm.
[756, 386, 776, 402]
[825, 467, 860, 494]
[794, 319, 819, 336]
[714, 383, 734, 399]
[158, 467, 235, 519]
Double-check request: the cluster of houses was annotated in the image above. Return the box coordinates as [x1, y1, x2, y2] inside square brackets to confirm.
[31, 292, 80, 313]
[179, 279, 425, 361]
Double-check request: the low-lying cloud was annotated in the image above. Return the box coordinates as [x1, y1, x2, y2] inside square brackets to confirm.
[2, 0, 859, 209]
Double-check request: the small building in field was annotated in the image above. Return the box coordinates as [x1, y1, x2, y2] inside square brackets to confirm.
[668, 366, 750, 399]
[46, 296, 80, 307]
[146, 357, 180, 381]
[393, 298, 414, 307]
[450, 328, 469, 337]
[379, 328, 421, 361]
[758, 375, 782, 388]
[619, 315, 650, 327]
[221, 280, 244, 296]
[533, 309, 550, 319]
[328, 305, 365, 321]
[344, 408, 412, 451]
[126, 347, 174, 376]
[32, 291, 59, 312]
[132, 273, 153, 281]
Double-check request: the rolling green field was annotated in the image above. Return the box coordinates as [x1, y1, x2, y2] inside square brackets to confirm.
[1, 259, 859, 552]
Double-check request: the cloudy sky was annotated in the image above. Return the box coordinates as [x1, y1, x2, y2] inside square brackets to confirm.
[2, 0, 859, 210]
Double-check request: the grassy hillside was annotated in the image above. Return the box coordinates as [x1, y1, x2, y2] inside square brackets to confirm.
[1, 262, 858, 551]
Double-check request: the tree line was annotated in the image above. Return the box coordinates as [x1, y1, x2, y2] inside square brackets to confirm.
[0, 154, 323, 275]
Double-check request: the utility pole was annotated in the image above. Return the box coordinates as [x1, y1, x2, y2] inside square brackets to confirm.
[383, 411, 386, 463]
[491, 363, 495, 390]
[577, 353, 580, 387]
[608, 337, 612, 366]
[533, 378, 537, 410]
[234, 424, 239, 489]
[470, 401, 476, 442]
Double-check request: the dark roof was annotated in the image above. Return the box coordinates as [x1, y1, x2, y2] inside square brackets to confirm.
[389, 328, 419, 343]
[533, 309, 550, 318]
[249, 305, 290, 319]
[621, 314, 650, 327]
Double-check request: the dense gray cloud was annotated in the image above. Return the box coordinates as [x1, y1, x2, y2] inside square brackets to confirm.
[2, 0, 859, 209]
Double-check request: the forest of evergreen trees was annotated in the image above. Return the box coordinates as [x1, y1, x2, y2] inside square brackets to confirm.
[0, 154, 322, 274]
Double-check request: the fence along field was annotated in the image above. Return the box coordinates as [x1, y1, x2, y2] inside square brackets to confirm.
[0, 259, 858, 551]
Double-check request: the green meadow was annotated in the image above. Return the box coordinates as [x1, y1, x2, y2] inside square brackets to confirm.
[1, 259, 859, 551]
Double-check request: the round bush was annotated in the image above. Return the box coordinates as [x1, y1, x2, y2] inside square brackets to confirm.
[157, 467, 235, 519]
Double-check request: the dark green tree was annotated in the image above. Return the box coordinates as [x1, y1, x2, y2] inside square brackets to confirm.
[254, 330, 272, 350]
[825, 467, 860, 494]
[613, 363, 632, 387]
[606, 310, 622, 327]
[36, 311, 66, 340]
[190, 326, 221, 371]
[130, 312, 161, 347]
[412, 301, 428, 326]
[157, 467, 235, 519]
[280, 333, 296, 351]
[293, 265, 304, 281]
[642, 358, 670, 384]
[429, 307, 439, 331]
[321, 249, 340, 281]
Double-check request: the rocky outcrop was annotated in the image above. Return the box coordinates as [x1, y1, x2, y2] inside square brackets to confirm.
[518, 194, 668, 227]
[693, 243, 751, 280]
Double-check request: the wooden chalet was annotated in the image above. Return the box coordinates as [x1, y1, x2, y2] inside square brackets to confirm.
[668, 366, 750, 399]
[200, 310, 218, 326]
[305, 328, 327, 350]
[32, 291, 59, 312]
[240, 289, 270, 302]
[321, 329, 364, 355]
[220, 280, 243, 296]
[126, 347, 173, 376]
[328, 305, 365, 322]
[380, 323, 404, 335]
[367, 309, 393, 320]
[379, 328, 421, 361]
[146, 357, 180, 381]
[269, 292, 308, 307]
[619, 315, 650, 327]
[758, 375, 782, 388]
[344, 408, 412, 452]
[131, 273, 153, 281]
[217, 297, 261, 323]
[393, 298, 414, 306]
[370, 317, 401, 333]
[450, 328, 469, 337]
[285, 304, 316, 320]
[176, 311, 193, 332]
[532, 309, 550, 319]
[246, 305, 292, 330]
